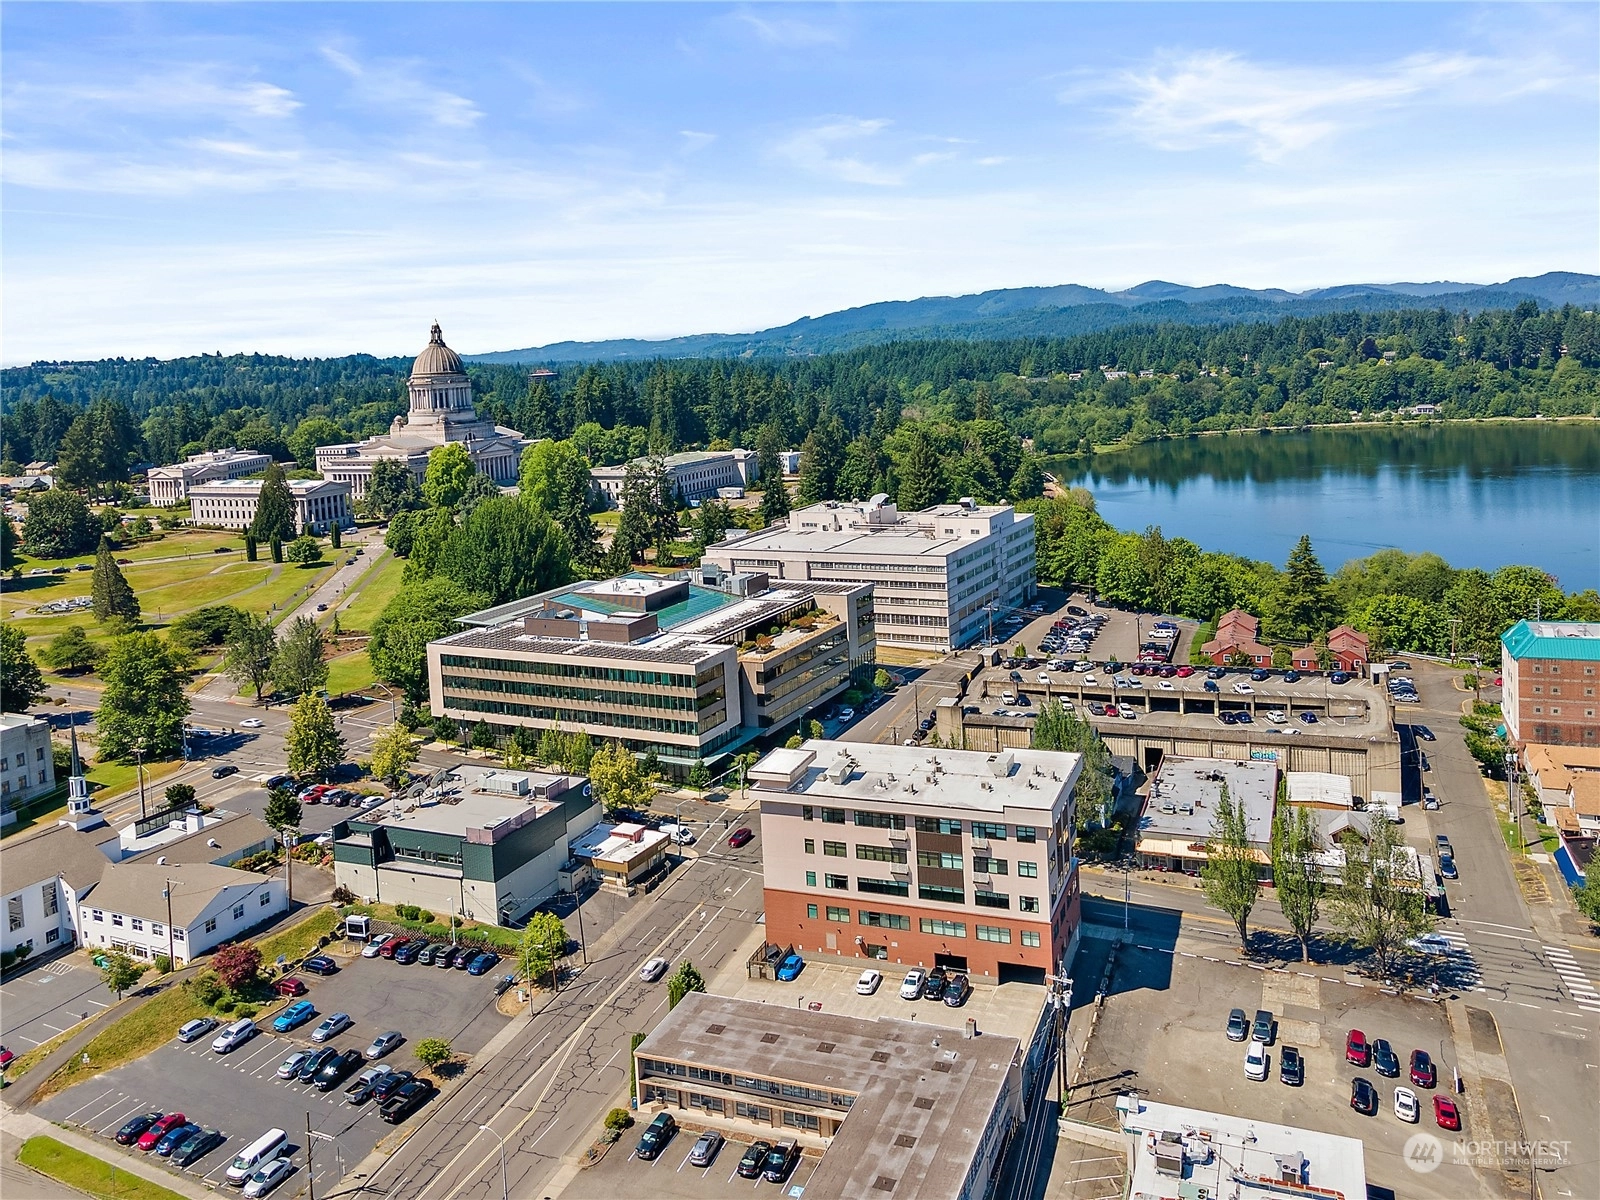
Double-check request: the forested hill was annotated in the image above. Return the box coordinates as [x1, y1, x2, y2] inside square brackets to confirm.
[470, 271, 1599, 363]
[2, 302, 1595, 475]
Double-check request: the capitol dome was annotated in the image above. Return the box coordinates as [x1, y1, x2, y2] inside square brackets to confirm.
[411, 322, 465, 379]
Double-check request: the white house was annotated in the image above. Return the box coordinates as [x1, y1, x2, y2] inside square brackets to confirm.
[78, 861, 286, 966]
[0, 824, 114, 963]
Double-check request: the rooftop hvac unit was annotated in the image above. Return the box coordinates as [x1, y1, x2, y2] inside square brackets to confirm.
[986, 751, 1015, 778]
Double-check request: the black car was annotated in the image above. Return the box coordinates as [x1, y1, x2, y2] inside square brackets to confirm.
[922, 965, 948, 1001]
[300, 955, 338, 976]
[1206, 666, 1227, 679]
[1226, 1008, 1249, 1041]
[635, 1112, 676, 1160]
[737, 1140, 773, 1180]
[315, 1049, 363, 1091]
[1251, 1010, 1274, 1045]
[1372, 1038, 1400, 1078]
[393, 939, 428, 965]
[1282, 670, 1301, 682]
[943, 973, 971, 1006]
[1350, 1077, 1378, 1115]
[762, 1139, 799, 1183]
[1415, 724, 1436, 741]
[297, 1047, 339, 1083]
[1250, 668, 1270, 681]
[115, 1112, 164, 1146]
[172, 1126, 226, 1167]
[379, 1078, 435, 1124]
[372, 1069, 414, 1104]
[211, 764, 239, 779]
[454, 946, 480, 970]
[1280, 1046, 1304, 1086]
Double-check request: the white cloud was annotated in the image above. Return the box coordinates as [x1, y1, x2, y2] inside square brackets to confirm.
[679, 130, 717, 153]
[731, 9, 843, 48]
[1100, 49, 1498, 160]
[320, 44, 482, 128]
[6, 71, 300, 121]
[773, 117, 903, 185]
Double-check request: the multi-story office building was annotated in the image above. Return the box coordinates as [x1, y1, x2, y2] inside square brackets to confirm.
[589, 448, 759, 510]
[428, 567, 875, 775]
[147, 448, 274, 506]
[0, 713, 56, 827]
[752, 739, 1081, 981]
[1502, 620, 1600, 747]
[188, 477, 351, 535]
[703, 496, 1035, 650]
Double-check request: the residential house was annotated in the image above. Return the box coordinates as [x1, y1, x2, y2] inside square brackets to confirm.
[78, 861, 286, 966]
[1200, 610, 1274, 666]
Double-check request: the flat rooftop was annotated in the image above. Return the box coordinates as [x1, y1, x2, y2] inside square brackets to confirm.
[1141, 757, 1279, 844]
[640, 992, 1021, 1200]
[752, 738, 1079, 816]
[1118, 1094, 1367, 1200]
[570, 821, 671, 864]
[713, 522, 989, 561]
[357, 767, 574, 841]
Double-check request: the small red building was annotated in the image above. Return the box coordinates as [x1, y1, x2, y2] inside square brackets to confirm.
[1201, 609, 1274, 666]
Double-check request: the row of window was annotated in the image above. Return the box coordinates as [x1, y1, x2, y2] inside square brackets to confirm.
[637, 1060, 854, 1108]
[800, 873, 1039, 912]
[801, 906, 1043, 948]
[440, 653, 707, 690]
[798, 808, 1036, 841]
[77, 891, 272, 940]
[442, 694, 705, 737]
[440, 674, 700, 711]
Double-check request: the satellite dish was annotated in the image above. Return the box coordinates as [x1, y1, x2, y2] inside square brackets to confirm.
[157, 856, 168, 865]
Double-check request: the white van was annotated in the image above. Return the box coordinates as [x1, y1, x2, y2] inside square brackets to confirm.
[211, 1017, 258, 1054]
[226, 1129, 288, 1186]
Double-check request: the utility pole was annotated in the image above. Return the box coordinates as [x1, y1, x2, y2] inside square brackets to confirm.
[1449, 618, 1461, 664]
[305, 1112, 315, 1200]
[134, 743, 147, 818]
[1046, 973, 1074, 1113]
[162, 880, 176, 969]
[283, 829, 297, 905]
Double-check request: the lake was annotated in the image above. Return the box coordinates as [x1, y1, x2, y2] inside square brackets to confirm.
[1044, 421, 1600, 590]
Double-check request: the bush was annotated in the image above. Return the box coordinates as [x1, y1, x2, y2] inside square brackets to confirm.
[415, 1037, 452, 1069]
[331, 885, 356, 905]
[235, 1004, 259, 1018]
[602, 1108, 633, 1142]
[215, 998, 237, 1014]
[188, 971, 225, 1006]
[153, 955, 172, 975]
[418, 910, 434, 924]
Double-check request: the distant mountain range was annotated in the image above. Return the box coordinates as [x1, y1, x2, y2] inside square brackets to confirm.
[469, 271, 1597, 364]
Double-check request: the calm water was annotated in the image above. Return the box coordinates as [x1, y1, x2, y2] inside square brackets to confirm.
[1045, 422, 1600, 589]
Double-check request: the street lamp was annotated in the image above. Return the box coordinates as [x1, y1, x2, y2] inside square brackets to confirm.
[477, 1123, 509, 1200]
[282, 829, 298, 905]
[133, 742, 148, 818]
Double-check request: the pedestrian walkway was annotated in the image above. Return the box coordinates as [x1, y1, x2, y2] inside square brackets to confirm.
[1544, 944, 1600, 1012]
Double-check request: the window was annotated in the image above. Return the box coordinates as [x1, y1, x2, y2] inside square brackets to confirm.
[111, 914, 124, 927]
[976, 925, 1012, 943]
[917, 851, 962, 870]
[735, 1102, 771, 1121]
[918, 884, 964, 904]
[804, 839, 815, 854]
[35, 747, 45, 761]
[689, 1092, 726, 1113]
[914, 816, 962, 835]
[152, 923, 164, 936]
[825, 874, 850, 890]
[1019, 896, 1040, 913]
[802, 806, 814, 821]
[1021, 930, 1042, 947]
[854, 811, 906, 829]
[260, 890, 272, 906]
[856, 877, 909, 897]
[91, 909, 103, 923]
[919, 918, 966, 937]
[823, 841, 847, 857]
[857, 844, 907, 863]
[1015, 826, 1037, 843]
[131, 918, 144, 932]
[826, 906, 851, 922]
[1017, 861, 1039, 878]
[45, 927, 59, 944]
[232, 902, 246, 920]
[6, 897, 21, 932]
[972, 821, 1007, 840]
[203, 918, 217, 935]
[783, 1111, 821, 1132]
[820, 807, 846, 824]
[805, 871, 817, 888]
[973, 856, 1008, 875]
[858, 910, 910, 930]
[173, 928, 185, 941]
[974, 890, 1010, 909]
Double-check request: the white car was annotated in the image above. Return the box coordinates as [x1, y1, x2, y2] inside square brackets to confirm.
[240, 718, 265, 729]
[1407, 933, 1456, 956]
[1083, 675, 1097, 686]
[1266, 709, 1287, 724]
[1394, 1086, 1419, 1123]
[855, 969, 883, 995]
[311, 1012, 352, 1042]
[900, 969, 926, 1000]
[837, 707, 855, 721]
[1158, 680, 1175, 690]
[1232, 683, 1254, 695]
[1120, 707, 1138, 721]
[1244, 1040, 1268, 1081]
[640, 956, 669, 982]
[1037, 674, 1052, 685]
[212, 1018, 258, 1054]
[241, 1157, 295, 1198]
[362, 934, 393, 958]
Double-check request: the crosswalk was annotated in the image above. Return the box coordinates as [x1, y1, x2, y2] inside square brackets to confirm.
[1544, 945, 1600, 1013]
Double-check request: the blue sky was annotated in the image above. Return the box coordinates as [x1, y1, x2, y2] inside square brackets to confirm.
[3, 3, 1596, 361]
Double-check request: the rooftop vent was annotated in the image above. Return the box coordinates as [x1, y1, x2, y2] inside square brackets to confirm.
[706, 1024, 726, 1035]
[913, 1097, 934, 1111]
[932, 1061, 953, 1074]
[894, 1134, 917, 1149]
[760, 1033, 780, 1044]
[871, 1051, 891, 1064]
[872, 1177, 898, 1192]
[816, 1042, 836, 1054]
[986, 751, 1015, 778]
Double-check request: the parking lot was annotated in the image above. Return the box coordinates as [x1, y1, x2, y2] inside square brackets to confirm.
[0, 958, 110, 1052]
[562, 1126, 823, 1199]
[1067, 945, 1481, 1200]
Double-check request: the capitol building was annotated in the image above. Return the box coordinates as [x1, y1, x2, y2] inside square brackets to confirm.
[316, 322, 531, 499]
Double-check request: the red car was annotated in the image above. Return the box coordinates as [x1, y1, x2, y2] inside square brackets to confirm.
[1104, 703, 1119, 718]
[138, 1113, 187, 1151]
[1434, 1095, 1461, 1130]
[1409, 1049, 1436, 1089]
[727, 828, 755, 849]
[379, 937, 411, 960]
[0, 1045, 14, 1070]
[1175, 665, 1194, 677]
[1346, 1029, 1371, 1066]
[274, 976, 307, 997]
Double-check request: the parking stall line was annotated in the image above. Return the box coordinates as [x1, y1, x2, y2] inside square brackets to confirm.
[97, 1099, 150, 1136]
[62, 1085, 119, 1123]
[87, 1095, 142, 1132]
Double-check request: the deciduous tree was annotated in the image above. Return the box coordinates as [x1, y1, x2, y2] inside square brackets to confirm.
[44, 625, 101, 674]
[1327, 815, 1433, 977]
[422, 443, 475, 510]
[589, 741, 653, 814]
[667, 960, 706, 1009]
[369, 579, 488, 706]
[370, 723, 418, 787]
[211, 942, 262, 992]
[100, 950, 146, 1000]
[285, 535, 323, 565]
[1, 626, 48, 711]
[95, 633, 190, 759]
[1200, 784, 1260, 952]
[367, 459, 421, 518]
[21, 488, 96, 558]
[1271, 804, 1324, 963]
[271, 616, 327, 698]
[415, 1038, 453, 1070]
[285, 692, 344, 781]
[223, 612, 278, 701]
[518, 911, 569, 990]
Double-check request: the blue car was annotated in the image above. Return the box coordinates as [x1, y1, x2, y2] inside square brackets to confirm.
[466, 952, 500, 976]
[273, 1000, 316, 1033]
[156, 1122, 199, 1157]
[776, 953, 805, 982]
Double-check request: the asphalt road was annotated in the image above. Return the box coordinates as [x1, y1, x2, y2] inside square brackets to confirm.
[0, 960, 111, 1051]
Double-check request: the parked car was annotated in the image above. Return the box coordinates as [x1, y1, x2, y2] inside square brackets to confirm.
[297, 1047, 338, 1083]
[1346, 1029, 1371, 1066]
[687, 1129, 725, 1168]
[943, 973, 972, 1006]
[436, 945, 467, 970]
[155, 1123, 200, 1157]
[635, 1112, 677, 1160]
[1373, 1038, 1400, 1078]
[1350, 1077, 1378, 1115]
[211, 764, 239, 779]
[1409, 1049, 1436, 1088]
[365, 1031, 404, 1060]
[172, 1127, 226, 1167]
[241, 1156, 295, 1198]
[277, 1050, 314, 1080]
[1244, 1040, 1268, 1081]
[1282, 670, 1301, 682]
[274, 1001, 317, 1033]
[1226, 1008, 1249, 1041]
[1203, 680, 1220, 693]
[776, 952, 805, 982]
[1330, 672, 1351, 685]
[300, 955, 338, 976]
[379, 1078, 435, 1124]
[138, 1113, 188, 1151]
[362, 933, 395, 958]
[922, 965, 949, 1001]
[177, 1017, 219, 1044]
[1279, 1046, 1303, 1086]
[1298, 711, 1318, 724]
[856, 969, 883, 995]
[212, 1017, 258, 1054]
[1415, 724, 1436, 741]
[900, 969, 927, 1000]
[728, 827, 755, 848]
[371, 1069, 414, 1104]
[393, 939, 428, 965]
[272, 977, 307, 997]
[345, 1066, 393, 1104]
[1439, 854, 1459, 880]
[640, 956, 669, 982]
[762, 1139, 799, 1183]
[738, 1140, 774, 1180]
[1250, 1010, 1273, 1045]
[1394, 1085, 1420, 1123]
[467, 951, 500, 976]
[378, 936, 410, 960]
[315, 1049, 363, 1091]
[311, 1013, 352, 1043]
[115, 1113, 163, 1146]
[1434, 1095, 1462, 1130]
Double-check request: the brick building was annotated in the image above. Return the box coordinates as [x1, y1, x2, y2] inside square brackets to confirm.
[1501, 620, 1600, 747]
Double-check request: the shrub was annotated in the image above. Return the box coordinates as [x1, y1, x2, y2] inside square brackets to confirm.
[153, 955, 172, 975]
[188, 971, 225, 1006]
[236, 1004, 259, 1018]
[331, 885, 356, 905]
[602, 1108, 633, 1142]
[415, 1038, 452, 1069]
[215, 998, 237, 1014]
[418, 910, 434, 924]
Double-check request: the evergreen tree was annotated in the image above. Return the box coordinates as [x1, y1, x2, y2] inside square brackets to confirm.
[755, 425, 790, 523]
[95, 632, 190, 758]
[667, 960, 706, 1009]
[896, 428, 944, 511]
[285, 692, 345, 781]
[244, 533, 258, 562]
[795, 414, 846, 505]
[0, 626, 47, 711]
[1199, 784, 1260, 952]
[693, 499, 732, 550]
[0, 515, 17, 570]
[263, 786, 302, 832]
[269, 535, 283, 563]
[836, 435, 884, 501]
[250, 461, 297, 543]
[90, 535, 140, 623]
[366, 459, 421, 518]
[1268, 534, 1337, 643]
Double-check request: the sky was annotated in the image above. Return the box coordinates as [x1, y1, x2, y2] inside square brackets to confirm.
[3, 2, 1596, 362]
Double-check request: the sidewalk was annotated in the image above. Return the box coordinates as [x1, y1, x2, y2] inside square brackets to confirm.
[1, 1108, 217, 1200]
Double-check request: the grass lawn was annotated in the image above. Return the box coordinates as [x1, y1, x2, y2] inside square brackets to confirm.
[256, 907, 344, 964]
[337, 552, 404, 632]
[18, 1136, 187, 1200]
[34, 982, 212, 1101]
[325, 650, 376, 697]
[15, 528, 240, 571]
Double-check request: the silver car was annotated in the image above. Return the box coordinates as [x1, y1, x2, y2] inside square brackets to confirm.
[365, 1030, 403, 1060]
[310, 1012, 352, 1043]
[241, 1156, 294, 1198]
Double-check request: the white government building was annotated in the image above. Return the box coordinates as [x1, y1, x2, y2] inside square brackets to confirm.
[316, 322, 532, 499]
[147, 448, 274, 507]
[188, 477, 351, 535]
[589, 448, 759, 510]
[703, 496, 1036, 650]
